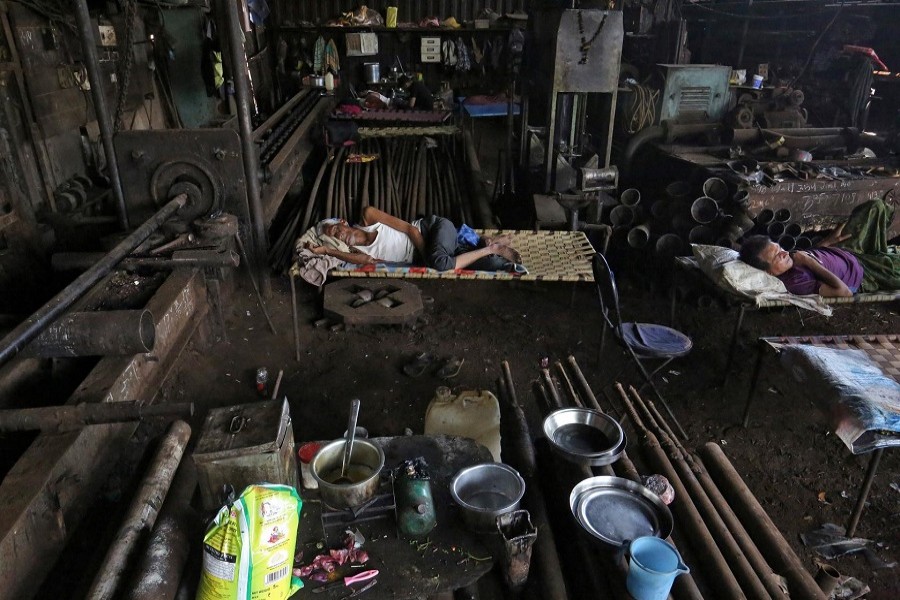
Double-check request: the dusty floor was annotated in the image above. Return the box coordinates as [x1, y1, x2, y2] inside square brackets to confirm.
[156, 266, 900, 598]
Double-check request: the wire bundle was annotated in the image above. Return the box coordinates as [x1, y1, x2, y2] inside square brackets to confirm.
[623, 82, 659, 134]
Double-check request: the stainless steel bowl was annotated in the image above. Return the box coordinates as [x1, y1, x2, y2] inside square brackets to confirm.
[311, 438, 384, 510]
[543, 408, 625, 466]
[450, 463, 525, 532]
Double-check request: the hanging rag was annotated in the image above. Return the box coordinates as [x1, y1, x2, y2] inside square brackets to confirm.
[455, 38, 472, 73]
[441, 39, 458, 68]
[313, 36, 326, 74]
[247, 0, 270, 24]
[325, 39, 340, 73]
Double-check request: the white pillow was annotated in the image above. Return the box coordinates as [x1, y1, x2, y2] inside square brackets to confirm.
[691, 244, 788, 298]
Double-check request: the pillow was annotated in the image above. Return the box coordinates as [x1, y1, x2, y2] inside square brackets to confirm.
[691, 244, 788, 298]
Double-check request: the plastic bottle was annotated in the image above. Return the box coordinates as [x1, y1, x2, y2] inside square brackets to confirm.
[324, 72, 334, 92]
[424, 387, 501, 461]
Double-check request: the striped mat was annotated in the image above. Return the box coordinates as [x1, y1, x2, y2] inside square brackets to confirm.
[331, 230, 596, 282]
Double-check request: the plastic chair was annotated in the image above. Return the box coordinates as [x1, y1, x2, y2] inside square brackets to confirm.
[593, 253, 692, 439]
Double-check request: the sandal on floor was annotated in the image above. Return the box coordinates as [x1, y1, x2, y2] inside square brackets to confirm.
[403, 352, 435, 378]
[437, 356, 465, 380]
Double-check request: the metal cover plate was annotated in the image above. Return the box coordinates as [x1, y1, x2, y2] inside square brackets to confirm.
[569, 476, 673, 547]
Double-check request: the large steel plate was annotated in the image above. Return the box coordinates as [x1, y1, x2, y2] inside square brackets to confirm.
[569, 476, 673, 548]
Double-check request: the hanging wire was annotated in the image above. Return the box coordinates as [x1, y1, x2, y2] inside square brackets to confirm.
[623, 82, 659, 134]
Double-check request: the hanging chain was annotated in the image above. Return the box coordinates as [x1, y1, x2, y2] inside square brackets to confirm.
[577, 11, 607, 65]
[113, 0, 138, 132]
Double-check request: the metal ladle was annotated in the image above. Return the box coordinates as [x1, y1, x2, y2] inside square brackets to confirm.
[337, 399, 361, 484]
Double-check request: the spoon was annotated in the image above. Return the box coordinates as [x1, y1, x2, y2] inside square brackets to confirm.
[338, 399, 361, 484]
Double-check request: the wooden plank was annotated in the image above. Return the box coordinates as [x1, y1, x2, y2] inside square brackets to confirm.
[0, 269, 208, 600]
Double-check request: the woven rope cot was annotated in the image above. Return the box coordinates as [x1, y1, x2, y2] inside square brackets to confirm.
[331, 230, 596, 282]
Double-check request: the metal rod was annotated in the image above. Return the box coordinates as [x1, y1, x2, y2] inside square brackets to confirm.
[496, 373, 568, 599]
[0, 194, 186, 369]
[699, 442, 827, 600]
[86, 420, 192, 600]
[0, 401, 194, 433]
[618, 384, 745, 599]
[540, 369, 564, 409]
[221, 0, 269, 296]
[235, 234, 277, 335]
[741, 344, 768, 427]
[22, 310, 155, 358]
[73, 0, 128, 230]
[501, 361, 536, 478]
[631, 387, 770, 600]
[553, 360, 582, 407]
[51, 249, 240, 271]
[722, 304, 746, 388]
[124, 460, 199, 600]
[846, 448, 883, 538]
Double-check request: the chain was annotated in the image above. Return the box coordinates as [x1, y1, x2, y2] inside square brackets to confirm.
[577, 11, 607, 65]
[114, 0, 138, 132]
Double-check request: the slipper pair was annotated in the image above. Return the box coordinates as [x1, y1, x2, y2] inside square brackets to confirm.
[402, 353, 465, 379]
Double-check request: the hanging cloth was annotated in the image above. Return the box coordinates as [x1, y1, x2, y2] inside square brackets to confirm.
[455, 38, 471, 73]
[325, 39, 340, 74]
[441, 39, 457, 68]
[313, 36, 326, 74]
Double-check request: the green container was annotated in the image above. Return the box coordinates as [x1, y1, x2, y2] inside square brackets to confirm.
[395, 467, 436, 539]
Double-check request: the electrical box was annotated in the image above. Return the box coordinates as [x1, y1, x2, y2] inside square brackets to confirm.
[421, 37, 440, 63]
[657, 64, 731, 124]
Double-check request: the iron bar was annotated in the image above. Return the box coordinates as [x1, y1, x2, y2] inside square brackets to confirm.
[86, 420, 192, 600]
[51, 249, 240, 271]
[618, 383, 745, 599]
[124, 460, 199, 600]
[846, 448, 883, 538]
[630, 387, 770, 600]
[73, 0, 128, 230]
[0, 401, 194, 433]
[291, 272, 301, 362]
[221, 0, 269, 296]
[235, 234, 277, 335]
[0, 194, 185, 369]
[22, 310, 155, 358]
[496, 368, 568, 599]
[698, 442, 827, 600]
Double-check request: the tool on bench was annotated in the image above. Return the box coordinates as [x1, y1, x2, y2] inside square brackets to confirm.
[311, 569, 379, 594]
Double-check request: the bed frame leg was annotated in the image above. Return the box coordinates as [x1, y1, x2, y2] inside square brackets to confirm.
[740, 341, 766, 427]
[846, 448, 883, 538]
[721, 305, 746, 388]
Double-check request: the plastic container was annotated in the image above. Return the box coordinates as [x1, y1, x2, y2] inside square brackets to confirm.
[752, 74, 764, 89]
[424, 387, 501, 461]
[324, 72, 334, 92]
[626, 537, 689, 600]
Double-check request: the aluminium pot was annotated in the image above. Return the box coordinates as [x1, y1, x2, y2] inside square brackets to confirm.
[311, 438, 385, 510]
[450, 462, 525, 532]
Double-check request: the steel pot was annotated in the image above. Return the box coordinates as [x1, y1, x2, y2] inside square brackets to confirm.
[310, 75, 325, 87]
[311, 438, 384, 510]
[451, 463, 525, 532]
[543, 408, 626, 467]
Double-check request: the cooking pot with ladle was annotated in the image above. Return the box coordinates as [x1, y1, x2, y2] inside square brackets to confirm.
[311, 438, 385, 509]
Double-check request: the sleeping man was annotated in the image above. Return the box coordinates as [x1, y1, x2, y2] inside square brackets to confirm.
[305, 206, 521, 272]
[739, 198, 900, 297]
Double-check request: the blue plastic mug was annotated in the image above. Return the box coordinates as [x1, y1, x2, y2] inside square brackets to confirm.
[626, 537, 689, 600]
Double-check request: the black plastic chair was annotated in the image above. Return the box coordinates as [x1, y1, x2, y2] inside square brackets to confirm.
[593, 253, 692, 439]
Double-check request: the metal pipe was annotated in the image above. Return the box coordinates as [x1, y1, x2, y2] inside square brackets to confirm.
[73, 0, 128, 230]
[86, 420, 192, 600]
[124, 460, 199, 600]
[462, 128, 495, 227]
[235, 234, 277, 335]
[617, 384, 746, 599]
[22, 310, 155, 358]
[51, 250, 240, 271]
[496, 374, 568, 599]
[631, 388, 770, 600]
[501, 361, 536, 478]
[540, 369, 564, 409]
[698, 443, 827, 600]
[0, 401, 194, 433]
[845, 448, 882, 538]
[0, 194, 186, 369]
[221, 0, 269, 297]
[553, 360, 582, 407]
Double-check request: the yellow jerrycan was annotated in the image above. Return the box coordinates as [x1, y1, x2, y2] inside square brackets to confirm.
[424, 387, 501, 461]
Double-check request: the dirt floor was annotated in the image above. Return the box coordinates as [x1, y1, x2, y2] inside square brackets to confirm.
[155, 266, 900, 599]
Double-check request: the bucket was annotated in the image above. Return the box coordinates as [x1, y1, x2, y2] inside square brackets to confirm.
[626, 537, 689, 600]
[363, 62, 381, 85]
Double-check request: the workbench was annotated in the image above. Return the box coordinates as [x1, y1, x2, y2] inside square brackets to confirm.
[293, 435, 496, 599]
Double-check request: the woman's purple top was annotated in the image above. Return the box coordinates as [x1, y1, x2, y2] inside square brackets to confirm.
[778, 247, 863, 295]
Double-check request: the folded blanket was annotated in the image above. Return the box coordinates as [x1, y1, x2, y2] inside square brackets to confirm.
[291, 227, 352, 288]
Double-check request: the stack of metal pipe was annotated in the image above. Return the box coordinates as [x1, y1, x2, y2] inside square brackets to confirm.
[269, 133, 471, 272]
[753, 207, 813, 250]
